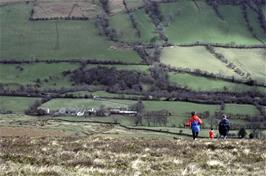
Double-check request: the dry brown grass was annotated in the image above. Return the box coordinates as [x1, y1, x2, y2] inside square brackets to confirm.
[32, 0, 99, 19]
[0, 127, 65, 137]
[0, 136, 265, 176]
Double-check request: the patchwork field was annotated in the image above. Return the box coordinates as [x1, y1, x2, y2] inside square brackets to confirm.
[161, 46, 241, 78]
[0, 3, 141, 63]
[215, 48, 266, 84]
[168, 72, 266, 93]
[160, 0, 265, 44]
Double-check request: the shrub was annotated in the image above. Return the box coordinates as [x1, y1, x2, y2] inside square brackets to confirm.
[238, 128, 247, 139]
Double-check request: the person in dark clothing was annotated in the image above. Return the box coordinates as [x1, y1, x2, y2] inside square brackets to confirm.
[187, 112, 203, 140]
[218, 114, 230, 139]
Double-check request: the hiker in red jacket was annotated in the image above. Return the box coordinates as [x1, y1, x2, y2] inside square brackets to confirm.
[187, 112, 203, 140]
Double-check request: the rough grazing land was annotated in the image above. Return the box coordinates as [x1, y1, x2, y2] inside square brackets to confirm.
[0, 136, 265, 176]
[32, 1, 99, 19]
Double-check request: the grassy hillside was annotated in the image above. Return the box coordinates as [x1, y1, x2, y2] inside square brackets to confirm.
[0, 3, 141, 63]
[1, 135, 265, 176]
[160, 0, 265, 44]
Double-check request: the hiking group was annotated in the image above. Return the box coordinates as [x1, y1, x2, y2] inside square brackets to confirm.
[187, 112, 230, 140]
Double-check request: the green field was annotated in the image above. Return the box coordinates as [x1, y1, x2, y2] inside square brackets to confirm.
[0, 96, 40, 113]
[110, 12, 138, 42]
[161, 46, 241, 78]
[0, 63, 78, 88]
[41, 98, 136, 110]
[215, 48, 266, 84]
[223, 103, 260, 116]
[110, 9, 157, 43]
[0, 3, 141, 63]
[169, 72, 266, 93]
[160, 0, 264, 44]
[132, 9, 158, 42]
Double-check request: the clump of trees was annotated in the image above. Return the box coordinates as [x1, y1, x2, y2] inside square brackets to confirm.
[238, 128, 247, 138]
[25, 98, 51, 115]
[130, 100, 145, 125]
[150, 62, 169, 90]
[99, 0, 110, 14]
[68, 66, 154, 92]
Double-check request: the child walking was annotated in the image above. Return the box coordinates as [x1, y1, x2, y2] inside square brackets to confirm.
[209, 128, 215, 140]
